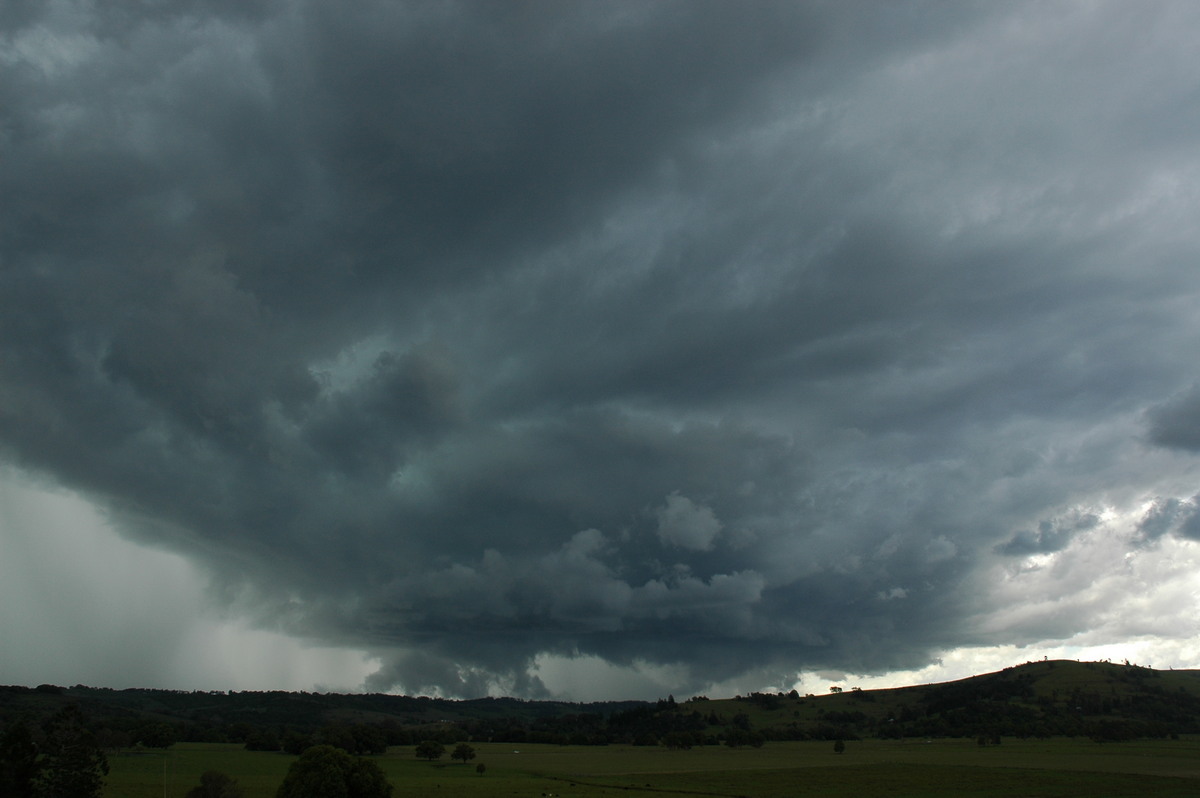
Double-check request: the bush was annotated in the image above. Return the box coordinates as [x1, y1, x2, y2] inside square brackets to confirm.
[244, 730, 281, 752]
[414, 740, 444, 761]
[33, 706, 109, 798]
[186, 770, 244, 798]
[275, 745, 391, 798]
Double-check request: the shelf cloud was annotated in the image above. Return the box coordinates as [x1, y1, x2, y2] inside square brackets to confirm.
[5, 0, 1200, 698]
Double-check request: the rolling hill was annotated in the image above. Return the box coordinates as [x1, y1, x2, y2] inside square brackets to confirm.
[3, 659, 1199, 748]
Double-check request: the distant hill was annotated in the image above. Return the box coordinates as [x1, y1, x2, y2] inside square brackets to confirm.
[694, 658, 1200, 743]
[4, 660, 1199, 748]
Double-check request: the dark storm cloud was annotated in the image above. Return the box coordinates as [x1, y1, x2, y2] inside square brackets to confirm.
[996, 510, 1101, 557]
[1135, 495, 1200, 544]
[1147, 386, 1200, 452]
[6, 0, 1200, 696]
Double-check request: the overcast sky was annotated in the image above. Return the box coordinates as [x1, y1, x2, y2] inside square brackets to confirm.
[5, 0, 1200, 701]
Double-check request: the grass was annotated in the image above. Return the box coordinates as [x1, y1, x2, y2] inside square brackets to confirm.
[104, 738, 1200, 798]
[103, 745, 293, 798]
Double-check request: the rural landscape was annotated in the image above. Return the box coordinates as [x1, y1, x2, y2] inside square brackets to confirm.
[4, 660, 1200, 796]
[9, 4, 1200, 797]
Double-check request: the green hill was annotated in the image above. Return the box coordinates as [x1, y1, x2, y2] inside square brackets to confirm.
[4, 660, 1200, 748]
[692, 659, 1200, 742]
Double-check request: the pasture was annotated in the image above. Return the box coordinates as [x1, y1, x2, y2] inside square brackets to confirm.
[104, 738, 1200, 797]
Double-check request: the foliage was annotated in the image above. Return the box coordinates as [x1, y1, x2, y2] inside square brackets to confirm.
[451, 742, 476, 763]
[275, 745, 390, 798]
[345, 757, 391, 797]
[96, 738, 1200, 798]
[31, 705, 109, 798]
[245, 730, 281, 752]
[318, 726, 356, 753]
[96, 728, 132, 753]
[5, 658, 1200, 755]
[0, 720, 41, 798]
[662, 731, 695, 749]
[348, 724, 388, 755]
[281, 731, 311, 755]
[186, 769, 246, 798]
[415, 739, 445, 761]
[137, 722, 177, 749]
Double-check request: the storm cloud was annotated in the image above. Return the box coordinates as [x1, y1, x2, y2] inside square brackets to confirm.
[5, 1, 1200, 697]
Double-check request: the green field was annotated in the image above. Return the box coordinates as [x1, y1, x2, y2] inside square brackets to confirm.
[104, 738, 1200, 797]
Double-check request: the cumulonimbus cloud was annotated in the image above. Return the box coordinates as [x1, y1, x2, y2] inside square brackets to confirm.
[5, 0, 1200, 697]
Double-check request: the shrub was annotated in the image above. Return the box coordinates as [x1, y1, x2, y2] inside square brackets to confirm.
[275, 745, 391, 798]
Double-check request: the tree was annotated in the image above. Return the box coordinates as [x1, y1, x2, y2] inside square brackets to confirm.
[275, 745, 391, 798]
[0, 720, 41, 798]
[724, 729, 748, 748]
[186, 770, 245, 798]
[319, 725, 357, 753]
[95, 728, 132, 754]
[475, 763, 486, 776]
[282, 731, 312, 756]
[349, 725, 387, 755]
[32, 705, 109, 798]
[414, 740, 445, 761]
[451, 743, 476, 764]
[137, 722, 176, 749]
[245, 729, 281, 752]
[663, 731, 693, 750]
[833, 739, 846, 754]
[346, 758, 391, 798]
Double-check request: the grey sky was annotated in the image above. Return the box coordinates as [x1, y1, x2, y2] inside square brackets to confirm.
[4, 0, 1200, 699]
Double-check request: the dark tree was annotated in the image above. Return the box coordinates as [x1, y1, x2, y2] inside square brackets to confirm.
[451, 742, 476, 763]
[475, 763, 486, 776]
[0, 721, 41, 798]
[186, 770, 245, 798]
[282, 731, 313, 756]
[414, 740, 445, 761]
[96, 728, 132, 754]
[833, 739, 846, 754]
[724, 729, 750, 748]
[32, 705, 109, 798]
[275, 745, 391, 798]
[245, 729, 281, 752]
[349, 725, 387, 755]
[663, 731, 693, 750]
[346, 758, 392, 798]
[137, 722, 176, 749]
[319, 725, 357, 753]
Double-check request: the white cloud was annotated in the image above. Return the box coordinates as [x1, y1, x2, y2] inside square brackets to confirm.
[975, 502, 1200, 645]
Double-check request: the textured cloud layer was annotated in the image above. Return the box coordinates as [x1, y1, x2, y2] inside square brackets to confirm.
[5, 1, 1200, 696]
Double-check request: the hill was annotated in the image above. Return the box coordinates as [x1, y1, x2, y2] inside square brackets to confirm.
[694, 659, 1200, 743]
[4, 660, 1200, 749]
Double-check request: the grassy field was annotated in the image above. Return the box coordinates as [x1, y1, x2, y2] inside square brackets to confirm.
[104, 738, 1200, 798]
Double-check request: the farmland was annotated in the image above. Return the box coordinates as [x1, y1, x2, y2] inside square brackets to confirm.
[107, 737, 1200, 797]
[9, 660, 1200, 796]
